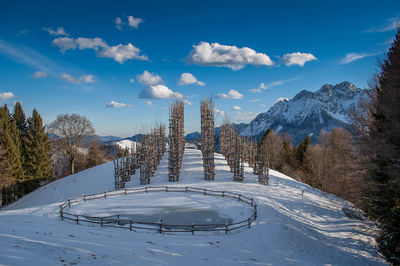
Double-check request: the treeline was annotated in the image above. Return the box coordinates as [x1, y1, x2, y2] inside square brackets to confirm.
[0, 103, 53, 205]
[257, 128, 363, 204]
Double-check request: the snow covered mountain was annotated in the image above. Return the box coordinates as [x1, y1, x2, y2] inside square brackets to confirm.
[239, 81, 370, 143]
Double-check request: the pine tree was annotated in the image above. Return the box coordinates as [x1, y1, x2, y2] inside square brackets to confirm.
[365, 29, 400, 264]
[0, 105, 24, 203]
[12, 102, 28, 168]
[24, 109, 53, 182]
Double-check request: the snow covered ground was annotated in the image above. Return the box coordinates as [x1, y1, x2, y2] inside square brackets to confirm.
[0, 149, 387, 265]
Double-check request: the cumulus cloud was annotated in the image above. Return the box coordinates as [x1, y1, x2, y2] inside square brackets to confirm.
[138, 84, 182, 99]
[106, 100, 132, 108]
[32, 71, 47, 79]
[43, 26, 69, 36]
[340, 52, 376, 64]
[52, 37, 77, 54]
[275, 97, 289, 103]
[114, 15, 144, 30]
[60, 73, 96, 84]
[128, 16, 144, 28]
[187, 41, 274, 70]
[114, 17, 123, 30]
[52, 37, 148, 63]
[214, 108, 225, 117]
[217, 89, 243, 99]
[0, 92, 15, 101]
[178, 73, 205, 86]
[232, 106, 242, 110]
[282, 52, 317, 66]
[137, 70, 163, 86]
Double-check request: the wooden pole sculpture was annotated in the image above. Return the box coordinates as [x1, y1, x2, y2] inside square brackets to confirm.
[168, 100, 185, 182]
[200, 98, 215, 180]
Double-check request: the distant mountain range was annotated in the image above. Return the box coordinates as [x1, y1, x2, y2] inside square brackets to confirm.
[78, 81, 369, 147]
[235, 81, 370, 143]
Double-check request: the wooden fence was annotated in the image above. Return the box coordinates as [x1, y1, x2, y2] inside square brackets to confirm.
[59, 186, 257, 235]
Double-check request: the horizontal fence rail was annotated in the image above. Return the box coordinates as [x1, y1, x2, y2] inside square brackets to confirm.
[59, 186, 257, 235]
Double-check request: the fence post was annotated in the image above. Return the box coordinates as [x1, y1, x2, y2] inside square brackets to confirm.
[125, 189, 127, 195]
[222, 191, 225, 197]
[159, 222, 163, 234]
[185, 186, 188, 192]
[130, 220, 133, 231]
[239, 194, 241, 201]
[104, 191, 107, 199]
[61, 210, 64, 221]
[101, 217, 103, 227]
[248, 218, 251, 228]
[117, 215, 120, 225]
[225, 224, 228, 235]
[68, 200, 71, 207]
[166, 186, 168, 192]
[203, 189, 206, 195]
[76, 215, 79, 224]
[145, 187, 147, 193]
[191, 223, 194, 235]
[83, 195, 86, 202]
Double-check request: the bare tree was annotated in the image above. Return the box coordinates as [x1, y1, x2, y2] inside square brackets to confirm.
[48, 114, 95, 175]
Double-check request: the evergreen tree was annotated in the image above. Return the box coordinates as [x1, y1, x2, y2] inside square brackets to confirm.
[365, 29, 400, 263]
[296, 136, 311, 165]
[24, 109, 53, 182]
[12, 102, 28, 167]
[0, 105, 24, 203]
[87, 141, 105, 168]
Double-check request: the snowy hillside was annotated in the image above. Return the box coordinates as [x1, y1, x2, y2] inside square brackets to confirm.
[112, 139, 137, 152]
[0, 149, 386, 265]
[239, 81, 371, 143]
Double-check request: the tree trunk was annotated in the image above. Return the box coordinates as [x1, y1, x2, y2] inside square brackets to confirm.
[71, 158, 75, 174]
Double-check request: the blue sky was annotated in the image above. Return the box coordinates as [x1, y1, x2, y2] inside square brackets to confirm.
[0, 0, 398, 137]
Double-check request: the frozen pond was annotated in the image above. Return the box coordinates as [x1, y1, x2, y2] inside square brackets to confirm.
[69, 191, 252, 227]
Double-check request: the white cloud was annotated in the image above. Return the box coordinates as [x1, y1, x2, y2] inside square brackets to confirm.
[214, 108, 225, 117]
[275, 97, 288, 103]
[32, 71, 47, 79]
[137, 70, 163, 86]
[249, 82, 266, 93]
[232, 106, 241, 110]
[0, 92, 15, 101]
[60, 73, 96, 84]
[249, 77, 299, 93]
[139, 84, 182, 99]
[114, 17, 123, 30]
[178, 73, 205, 86]
[282, 52, 317, 66]
[75, 37, 107, 50]
[145, 100, 153, 106]
[129, 78, 135, 84]
[249, 99, 260, 103]
[340, 52, 376, 64]
[217, 89, 243, 99]
[187, 41, 274, 70]
[106, 100, 132, 108]
[114, 15, 144, 30]
[98, 43, 148, 63]
[128, 16, 144, 29]
[52, 37, 148, 63]
[52, 37, 77, 54]
[365, 16, 398, 32]
[43, 26, 69, 36]
[183, 99, 192, 105]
